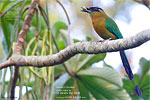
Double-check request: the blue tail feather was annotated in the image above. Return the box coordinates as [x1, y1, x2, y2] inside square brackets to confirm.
[120, 51, 142, 97]
[119, 50, 133, 80]
[136, 85, 142, 96]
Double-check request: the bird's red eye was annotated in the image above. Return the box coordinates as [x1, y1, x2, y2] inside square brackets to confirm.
[94, 8, 97, 10]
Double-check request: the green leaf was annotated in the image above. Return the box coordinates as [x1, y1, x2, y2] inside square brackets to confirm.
[53, 73, 74, 100]
[1, 19, 12, 53]
[140, 75, 150, 99]
[56, 40, 66, 50]
[54, 65, 65, 78]
[53, 67, 131, 100]
[123, 79, 134, 93]
[123, 57, 150, 99]
[139, 57, 150, 79]
[25, 30, 35, 43]
[137, 58, 150, 100]
[77, 67, 131, 100]
[76, 53, 106, 71]
[103, 61, 113, 68]
[84, 54, 106, 67]
[73, 39, 80, 43]
[77, 67, 122, 87]
[0, 43, 5, 60]
[79, 76, 115, 99]
[1, 0, 13, 11]
[52, 21, 68, 38]
[86, 36, 92, 41]
[76, 78, 90, 100]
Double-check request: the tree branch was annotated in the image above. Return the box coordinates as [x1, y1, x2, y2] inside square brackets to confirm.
[7, 0, 39, 99]
[0, 29, 150, 69]
[134, 0, 150, 9]
[10, 66, 19, 99]
[13, 0, 39, 54]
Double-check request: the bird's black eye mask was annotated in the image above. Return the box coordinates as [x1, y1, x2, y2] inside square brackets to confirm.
[90, 7, 103, 13]
[81, 7, 103, 13]
[81, 7, 90, 13]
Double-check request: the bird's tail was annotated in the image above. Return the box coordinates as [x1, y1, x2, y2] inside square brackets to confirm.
[119, 50, 142, 96]
[119, 50, 133, 80]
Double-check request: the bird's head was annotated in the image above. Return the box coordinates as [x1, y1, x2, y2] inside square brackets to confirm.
[81, 7, 105, 17]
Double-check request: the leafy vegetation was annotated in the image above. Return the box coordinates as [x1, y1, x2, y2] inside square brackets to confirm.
[0, 0, 149, 100]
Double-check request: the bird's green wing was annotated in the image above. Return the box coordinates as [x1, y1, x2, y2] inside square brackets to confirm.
[106, 18, 123, 39]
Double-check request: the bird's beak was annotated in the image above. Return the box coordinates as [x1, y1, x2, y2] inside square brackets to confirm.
[81, 7, 91, 13]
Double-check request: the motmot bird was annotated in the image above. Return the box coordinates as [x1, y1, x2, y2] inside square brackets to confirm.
[81, 7, 133, 80]
[81, 7, 142, 96]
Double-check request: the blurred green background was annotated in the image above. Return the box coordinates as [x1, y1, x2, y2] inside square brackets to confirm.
[0, 0, 150, 100]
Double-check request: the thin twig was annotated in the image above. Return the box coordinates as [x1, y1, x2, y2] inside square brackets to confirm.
[45, 85, 50, 100]
[39, 5, 73, 76]
[56, 0, 71, 45]
[56, 0, 71, 24]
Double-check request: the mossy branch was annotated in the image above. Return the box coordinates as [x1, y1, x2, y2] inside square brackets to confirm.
[0, 29, 150, 69]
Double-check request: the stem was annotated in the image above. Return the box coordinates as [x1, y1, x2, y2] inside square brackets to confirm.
[39, 5, 73, 76]
[56, 0, 71, 24]
[52, 34, 73, 76]
[49, 68, 54, 99]
[56, 0, 71, 45]
[10, 66, 19, 100]
[45, 85, 50, 100]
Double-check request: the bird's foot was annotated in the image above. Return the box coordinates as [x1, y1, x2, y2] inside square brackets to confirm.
[98, 40, 105, 42]
[98, 38, 112, 42]
[107, 38, 113, 40]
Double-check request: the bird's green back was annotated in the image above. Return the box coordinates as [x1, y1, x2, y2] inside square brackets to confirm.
[105, 18, 123, 39]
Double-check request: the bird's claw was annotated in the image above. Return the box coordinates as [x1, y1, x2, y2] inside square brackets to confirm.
[98, 38, 112, 42]
[98, 40, 104, 42]
[107, 38, 113, 40]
